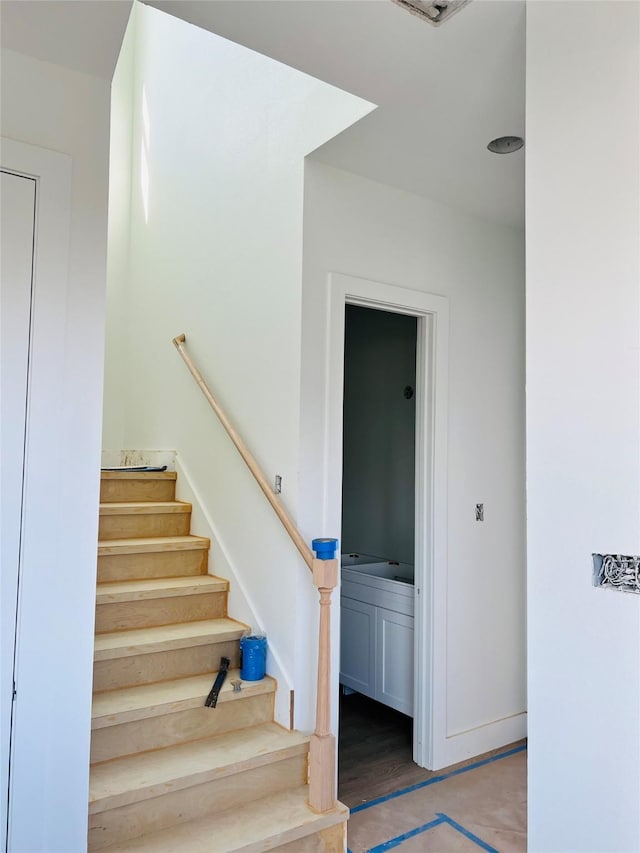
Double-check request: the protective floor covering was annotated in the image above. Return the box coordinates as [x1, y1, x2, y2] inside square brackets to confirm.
[346, 745, 527, 853]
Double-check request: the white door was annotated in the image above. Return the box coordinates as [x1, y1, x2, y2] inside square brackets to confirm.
[1, 169, 37, 849]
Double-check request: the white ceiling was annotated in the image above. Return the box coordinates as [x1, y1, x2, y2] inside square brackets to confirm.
[148, 0, 525, 227]
[0, 1, 132, 80]
[1, 0, 525, 227]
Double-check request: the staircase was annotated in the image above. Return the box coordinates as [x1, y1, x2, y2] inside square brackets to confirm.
[90, 469, 348, 852]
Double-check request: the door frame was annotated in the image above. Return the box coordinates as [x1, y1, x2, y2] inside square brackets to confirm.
[326, 272, 449, 770]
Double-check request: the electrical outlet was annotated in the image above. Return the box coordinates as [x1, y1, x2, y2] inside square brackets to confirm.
[475, 503, 484, 522]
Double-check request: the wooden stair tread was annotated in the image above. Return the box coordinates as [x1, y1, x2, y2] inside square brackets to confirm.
[92, 671, 275, 729]
[90, 465, 335, 852]
[89, 723, 309, 814]
[99, 502, 191, 516]
[94, 619, 247, 658]
[96, 576, 227, 603]
[101, 471, 177, 481]
[98, 788, 348, 852]
[98, 535, 209, 556]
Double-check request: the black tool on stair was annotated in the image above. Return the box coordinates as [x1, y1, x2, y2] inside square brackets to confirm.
[204, 656, 230, 708]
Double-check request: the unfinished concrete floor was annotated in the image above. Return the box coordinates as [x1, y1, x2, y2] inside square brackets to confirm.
[339, 693, 526, 853]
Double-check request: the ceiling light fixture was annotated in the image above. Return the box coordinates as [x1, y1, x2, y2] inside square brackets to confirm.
[487, 136, 524, 154]
[391, 0, 473, 27]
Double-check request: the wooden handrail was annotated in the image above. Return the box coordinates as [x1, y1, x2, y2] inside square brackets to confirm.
[172, 333, 314, 570]
[172, 333, 337, 813]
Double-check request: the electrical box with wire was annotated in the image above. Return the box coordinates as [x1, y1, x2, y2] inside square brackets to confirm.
[593, 554, 640, 594]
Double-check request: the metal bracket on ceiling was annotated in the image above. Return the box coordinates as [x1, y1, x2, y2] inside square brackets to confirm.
[391, 0, 473, 27]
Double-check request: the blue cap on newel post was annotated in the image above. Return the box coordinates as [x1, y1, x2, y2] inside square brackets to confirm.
[311, 538, 338, 561]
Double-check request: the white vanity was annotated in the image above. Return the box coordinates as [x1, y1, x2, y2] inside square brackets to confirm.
[339, 555, 414, 717]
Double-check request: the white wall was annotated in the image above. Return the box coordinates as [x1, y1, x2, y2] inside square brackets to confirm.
[342, 305, 417, 566]
[101, 4, 371, 729]
[300, 161, 526, 763]
[102, 7, 135, 450]
[526, 3, 640, 850]
[1, 49, 110, 852]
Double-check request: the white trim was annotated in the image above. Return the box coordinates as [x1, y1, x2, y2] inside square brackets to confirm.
[0, 138, 73, 849]
[439, 712, 528, 769]
[326, 272, 449, 771]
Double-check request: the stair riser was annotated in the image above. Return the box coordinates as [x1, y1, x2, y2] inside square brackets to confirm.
[274, 822, 347, 853]
[88, 754, 308, 850]
[100, 480, 176, 503]
[99, 513, 191, 541]
[95, 591, 227, 633]
[97, 549, 208, 583]
[91, 693, 274, 763]
[93, 641, 241, 692]
[98, 512, 191, 540]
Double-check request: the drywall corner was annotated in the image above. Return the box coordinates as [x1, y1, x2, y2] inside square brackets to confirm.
[102, 3, 137, 449]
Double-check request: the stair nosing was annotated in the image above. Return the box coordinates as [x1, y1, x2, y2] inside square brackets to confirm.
[99, 502, 191, 516]
[205, 792, 348, 853]
[100, 471, 177, 481]
[91, 671, 276, 729]
[94, 619, 248, 661]
[216, 794, 349, 853]
[92, 788, 348, 852]
[96, 576, 228, 603]
[89, 723, 309, 815]
[98, 536, 210, 556]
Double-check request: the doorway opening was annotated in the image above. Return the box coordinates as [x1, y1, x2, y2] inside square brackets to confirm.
[338, 303, 419, 799]
[326, 273, 449, 778]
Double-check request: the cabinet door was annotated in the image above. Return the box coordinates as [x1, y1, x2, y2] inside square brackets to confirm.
[375, 608, 414, 716]
[340, 597, 376, 700]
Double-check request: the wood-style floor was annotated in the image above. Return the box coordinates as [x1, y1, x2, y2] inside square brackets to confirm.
[339, 692, 527, 852]
[338, 691, 416, 808]
[338, 691, 525, 809]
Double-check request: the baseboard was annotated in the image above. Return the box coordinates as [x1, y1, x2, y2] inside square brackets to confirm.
[432, 712, 527, 770]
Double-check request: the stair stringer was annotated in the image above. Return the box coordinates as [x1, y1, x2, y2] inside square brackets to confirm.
[175, 454, 295, 730]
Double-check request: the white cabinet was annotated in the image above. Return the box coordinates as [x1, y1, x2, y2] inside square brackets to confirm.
[340, 565, 414, 716]
[340, 598, 376, 698]
[376, 607, 414, 716]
